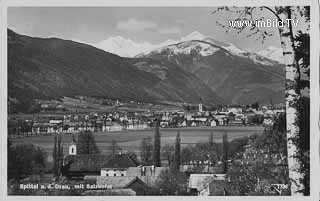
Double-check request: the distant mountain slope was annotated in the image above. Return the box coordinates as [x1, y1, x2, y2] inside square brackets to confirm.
[8, 29, 224, 111]
[141, 40, 285, 105]
[257, 46, 284, 64]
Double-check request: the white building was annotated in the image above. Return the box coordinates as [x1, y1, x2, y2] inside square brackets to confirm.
[199, 103, 203, 113]
[210, 120, 217, 127]
[68, 136, 77, 155]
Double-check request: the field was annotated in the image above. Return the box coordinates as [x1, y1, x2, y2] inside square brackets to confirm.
[11, 126, 264, 156]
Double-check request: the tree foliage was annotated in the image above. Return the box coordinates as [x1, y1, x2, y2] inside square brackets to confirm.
[140, 137, 153, 165]
[222, 132, 229, 173]
[226, 114, 290, 195]
[111, 139, 120, 156]
[153, 120, 161, 166]
[162, 143, 174, 167]
[213, 6, 310, 195]
[155, 169, 189, 195]
[76, 131, 100, 155]
[53, 133, 63, 177]
[8, 142, 46, 181]
[173, 131, 181, 171]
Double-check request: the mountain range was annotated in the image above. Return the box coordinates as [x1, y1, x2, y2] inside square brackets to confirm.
[8, 29, 285, 113]
[8, 29, 224, 109]
[94, 31, 285, 64]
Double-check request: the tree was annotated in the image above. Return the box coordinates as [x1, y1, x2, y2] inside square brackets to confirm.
[213, 6, 310, 195]
[162, 143, 174, 167]
[53, 134, 57, 176]
[251, 102, 259, 110]
[155, 169, 188, 195]
[153, 120, 161, 167]
[8, 142, 46, 181]
[77, 131, 100, 155]
[173, 131, 181, 171]
[274, 6, 307, 195]
[52, 133, 63, 178]
[209, 131, 214, 148]
[111, 139, 119, 156]
[140, 137, 153, 165]
[181, 145, 193, 164]
[222, 132, 229, 173]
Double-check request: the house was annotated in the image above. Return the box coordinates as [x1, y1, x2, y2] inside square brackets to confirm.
[102, 121, 123, 132]
[62, 154, 111, 178]
[126, 166, 169, 187]
[126, 122, 148, 130]
[180, 120, 187, 127]
[227, 106, 243, 114]
[62, 122, 79, 133]
[228, 120, 244, 126]
[100, 153, 140, 177]
[32, 123, 56, 134]
[216, 118, 225, 126]
[49, 120, 63, 124]
[160, 121, 169, 128]
[94, 176, 149, 195]
[185, 113, 193, 121]
[92, 166, 168, 194]
[188, 174, 227, 195]
[199, 180, 228, 196]
[210, 120, 217, 127]
[263, 118, 274, 127]
[63, 141, 133, 178]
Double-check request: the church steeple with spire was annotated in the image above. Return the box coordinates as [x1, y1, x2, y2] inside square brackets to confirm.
[199, 97, 203, 113]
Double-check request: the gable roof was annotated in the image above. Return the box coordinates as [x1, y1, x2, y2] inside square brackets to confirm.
[124, 177, 148, 188]
[64, 153, 140, 173]
[64, 154, 110, 172]
[102, 154, 140, 169]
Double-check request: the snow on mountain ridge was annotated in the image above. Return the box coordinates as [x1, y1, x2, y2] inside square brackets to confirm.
[180, 31, 207, 41]
[153, 40, 220, 56]
[94, 31, 210, 57]
[93, 31, 283, 64]
[94, 35, 155, 57]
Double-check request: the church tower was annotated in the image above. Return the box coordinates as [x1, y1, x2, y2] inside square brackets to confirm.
[199, 98, 203, 113]
[69, 134, 77, 155]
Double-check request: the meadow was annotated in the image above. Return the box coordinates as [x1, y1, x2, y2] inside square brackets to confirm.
[11, 126, 264, 156]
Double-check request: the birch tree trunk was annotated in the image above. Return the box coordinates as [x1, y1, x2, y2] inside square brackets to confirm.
[275, 6, 304, 195]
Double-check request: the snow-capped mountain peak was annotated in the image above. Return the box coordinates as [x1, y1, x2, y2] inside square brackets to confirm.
[180, 31, 207, 41]
[92, 31, 284, 65]
[94, 36, 154, 57]
[93, 31, 212, 57]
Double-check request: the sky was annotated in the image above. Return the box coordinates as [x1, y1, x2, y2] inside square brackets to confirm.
[7, 7, 287, 51]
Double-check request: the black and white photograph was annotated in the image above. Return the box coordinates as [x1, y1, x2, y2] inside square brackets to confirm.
[3, 2, 317, 198]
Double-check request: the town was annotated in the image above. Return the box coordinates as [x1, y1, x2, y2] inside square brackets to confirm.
[8, 97, 284, 138]
[8, 97, 289, 196]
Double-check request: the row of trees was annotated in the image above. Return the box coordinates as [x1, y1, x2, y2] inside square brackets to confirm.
[140, 121, 230, 173]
